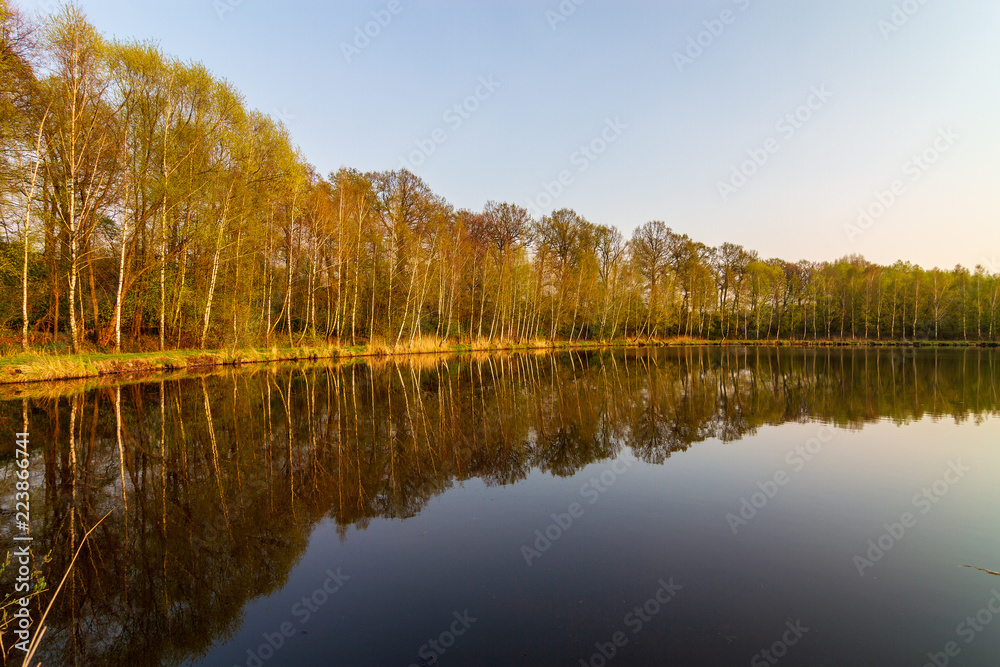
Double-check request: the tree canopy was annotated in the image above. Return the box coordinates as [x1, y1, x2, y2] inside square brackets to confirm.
[1, 2, 997, 353]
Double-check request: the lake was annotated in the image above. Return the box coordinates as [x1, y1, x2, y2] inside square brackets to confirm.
[2, 347, 999, 666]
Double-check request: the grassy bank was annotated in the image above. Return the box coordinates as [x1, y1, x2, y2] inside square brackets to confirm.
[0, 337, 995, 386]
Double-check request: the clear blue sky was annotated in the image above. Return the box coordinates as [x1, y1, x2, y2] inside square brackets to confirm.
[32, 0, 1000, 270]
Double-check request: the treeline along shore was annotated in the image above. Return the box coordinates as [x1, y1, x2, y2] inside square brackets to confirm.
[1, 3, 999, 371]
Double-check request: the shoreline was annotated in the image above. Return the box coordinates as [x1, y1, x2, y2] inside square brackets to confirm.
[0, 338, 996, 387]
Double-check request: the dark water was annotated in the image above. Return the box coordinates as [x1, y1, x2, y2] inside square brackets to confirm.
[1, 347, 999, 666]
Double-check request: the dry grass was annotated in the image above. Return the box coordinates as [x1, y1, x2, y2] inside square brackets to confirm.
[0, 336, 989, 388]
[401, 335, 450, 353]
[365, 336, 392, 356]
[16, 511, 112, 666]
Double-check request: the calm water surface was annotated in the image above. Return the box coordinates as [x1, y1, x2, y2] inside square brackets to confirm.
[1, 347, 999, 666]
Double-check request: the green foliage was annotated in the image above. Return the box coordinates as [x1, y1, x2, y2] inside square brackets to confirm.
[0, 1, 996, 358]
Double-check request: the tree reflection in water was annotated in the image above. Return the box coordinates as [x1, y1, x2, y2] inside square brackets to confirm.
[0, 346, 997, 666]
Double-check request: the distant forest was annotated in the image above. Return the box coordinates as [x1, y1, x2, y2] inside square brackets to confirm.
[1, 3, 998, 354]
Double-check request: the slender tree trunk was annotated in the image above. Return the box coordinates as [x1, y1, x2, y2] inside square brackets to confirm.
[285, 224, 295, 347]
[21, 216, 31, 352]
[351, 236, 360, 342]
[443, 267, 456, 342]
[20, 113, 48, 351]
[900, 290, 907, 341]
[334, 180, 345, 339]
[976, 276, 982, 340]
[477, 258, 488, 339]
[569, 270, 584, 342]
[368, 237, 376, 339]
[68, 233, 80, 352]
[436, 256, 445, 338]
[395, 258, 417, 347]
[114, 214, 128, 353]
[889, 280, 905, 339]
[410, 236, 438, 345]
[86, 239, 99, 341]
[201, 193, 232, 348]
[990, 283, 998, 341]
[232, 227, 243, 344]
[159, 186, 168, 350]
[876, 280, 883, 340]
